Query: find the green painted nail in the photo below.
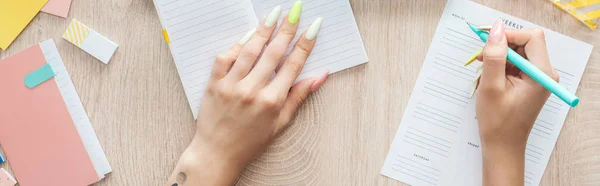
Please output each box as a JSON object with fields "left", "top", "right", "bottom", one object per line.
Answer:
{"left": 288, "top": 1, "right": 302, "bottom": 24}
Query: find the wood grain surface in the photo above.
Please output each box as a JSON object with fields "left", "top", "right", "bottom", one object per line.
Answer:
{"left": 0, "top": 0, "right": 598, "bottom": 185}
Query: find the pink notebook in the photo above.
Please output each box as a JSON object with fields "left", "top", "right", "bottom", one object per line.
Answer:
{"left": 0, "top": 39, "right": 110, "bottom": 185}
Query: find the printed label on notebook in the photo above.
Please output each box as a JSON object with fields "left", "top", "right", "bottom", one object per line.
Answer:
{"left": 63, "top": 19, "right": 118, "bottom": 64}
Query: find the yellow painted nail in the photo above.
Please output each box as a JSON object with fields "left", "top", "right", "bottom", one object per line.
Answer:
{"left": 464, "top": 48, "right": 483, "bottom": 66}
{"left": 288, "top": 1, "right": 302, "bottom": 24}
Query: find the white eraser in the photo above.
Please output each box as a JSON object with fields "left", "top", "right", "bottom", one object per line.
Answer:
{"left": 63, "top": 19, "right": 118, "bottom": 64}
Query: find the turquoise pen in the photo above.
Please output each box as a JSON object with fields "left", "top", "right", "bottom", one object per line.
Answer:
{"left": 467, "top": 23, "right": 579, "bottom": 107}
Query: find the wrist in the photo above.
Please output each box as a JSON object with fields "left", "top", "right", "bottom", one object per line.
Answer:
{"left": 169, "top": 137, "right": 245, "bottom": 186}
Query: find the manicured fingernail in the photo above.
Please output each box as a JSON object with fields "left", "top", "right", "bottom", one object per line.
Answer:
{"left": 489, "top": 20, "right": 504, "bottom": 43}
{"left": 238, "top": 28, "right": 256, "bottom": 45}
{"left": 305, "top": 17, "right": 323, "bottom": 41}
{"left": 310, "top": 71, "right": 328, "bottom": 92}
{"left": 288, "top": 1, "right": 302, "bottom": 25}
{"left": 265, "top": 5, "right": 282, "bottom": 27}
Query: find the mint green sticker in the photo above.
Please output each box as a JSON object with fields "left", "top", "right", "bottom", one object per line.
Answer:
{"left": 24, "top": 63, "right": 55, "bottom": 88}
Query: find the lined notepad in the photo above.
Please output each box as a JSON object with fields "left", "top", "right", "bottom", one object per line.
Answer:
{"left": 380, "top": 0, "right": 593, "bottom": 186}
{"left": 154, "top": 0, "right": 368, "bottom": 118}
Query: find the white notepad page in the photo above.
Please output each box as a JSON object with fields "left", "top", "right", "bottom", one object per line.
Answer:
{"left": 154, "top": 0, "right": 368, "bottom": 118}
{"left": 380, "top": 0, "right": 593, "bottom": 186}
{"left": 40, "top": 39, "right": 112, "bottom": 178}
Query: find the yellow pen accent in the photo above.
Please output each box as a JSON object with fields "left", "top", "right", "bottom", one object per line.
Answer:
{"left": 464, "top": 48, "right": 483, "bottom": 66}
{"left": 163, "top": 29, "right": 170, "bottom": 44}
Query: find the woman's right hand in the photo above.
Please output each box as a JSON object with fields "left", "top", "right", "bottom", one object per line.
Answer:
{"left": 475, "top": 20, "right": 559, "bottom": 185}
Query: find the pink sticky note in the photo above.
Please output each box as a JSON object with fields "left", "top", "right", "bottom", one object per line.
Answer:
{"left": 0, "top": 44, "right": 99, "bottom": 185}
{"left": 41, "top": 0, "right": 72, "bottom": 18}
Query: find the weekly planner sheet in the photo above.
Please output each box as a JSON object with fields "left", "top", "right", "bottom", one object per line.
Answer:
{"left": 153, "top": 0, "right": 368, "bottom": 118}
{"left": 381, "top": 0, "right": 593, "bottom": 186}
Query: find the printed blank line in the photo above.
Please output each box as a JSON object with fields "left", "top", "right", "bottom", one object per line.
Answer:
{"left": 427, "top": 77, "right": 470, "bottom": 94}
{"left": 423, "top": 90, "right": 467, "bottom": 108}
{"left": 393, "top": 164, "right": 439, "bottom": 182}
{"left": 536, "top": 118, "right": 555, "bottom": 127}
{"left": 160, "top": 0, "right": 178, "bottom": 7}
{"left": 530, "top": 130, "right": 549, "bottom": 140}
{"left": 443, "top": 31, "right": 484, "bottom": 48}
{"left": 423, "top": 86, "right": 468, "bottom": 104}
{"left": 397, "top": 155, "right": 442, "bottom": 172}
{"left": 394, "top": 161, "right": 440, "bottom": 177}
{"left": 526, "top": 157, "right": 539, "bottom": 164}
{"left": 526, "top": 153, "right": 541, "bottom": 160}
{"left": 413, "top": 114, "right": 457, "bottom": 133}
{"left": 527, "top": 143, "right": 545, "bottom": 153}
{"left": 391, "top": 167, "right": 437, "bottom": 185}
{"left": 443, "top": 36, "right": 479, "bottom": 51}
{"left": 172, "top": 14, "right": 246, "bottom": 39}
{"left": 402, "top": 140, "right": 448, "bottom": 158}
{"left": 542, "top": 107, "right": 559, "bottom": 115}
{"left": 544, "top": 101, "right": 562, "bottom": 111}
{"left": 407, "top": 131, "right": 451, "bottom": 149}
{"left": 432, "top": 61, "right": 475, "bottom": 80}
{"left": 409, "top": 126, "right": 453, "bottom": 144}
{"left": 445, "top": 27, "right": 483, "bottom": 43}
{"left": 165, "top": 0, "right": 242, "bottom": 21}
{"left": 404, "top": 135, "right": 450, "bottom": 153}
{"left": 534, "top": 122, "right": 553, "bottom": 132}
{"left": 163, "top": 0, "right": 216, "bottom": 14}
{"left": 414, "top": 111, "right": 459, "bottom": 129}
{"left": 442, "top": 41, "right": 473, "bottom": 54}
{"left": 415, "top": 106, "right": 461, "bottom": 125}
{"left": 418, "top": 103, "right": 462, "bottom": 120}
{"left": 425, "top": 82, "right": 469, "bottom": 100}
{"left": 555, "top": 69, "right": 575, "bottom": 78}
{"left": 526, "top": 147, "right": 544, "bottom": 156}
{"left": 532, "top": 127, "right": 551, "bottom": 136}
{"left": 431, "top": 66, "right": 471, "bottom": 83}
{"left": 311, "top": 39, "right": 357, "bottom": 56}
{"left": 181, "top": 42, "right": 232, "bottom": 62}
{"left": 300, "top": 53, "right": 362, "bottom": 75}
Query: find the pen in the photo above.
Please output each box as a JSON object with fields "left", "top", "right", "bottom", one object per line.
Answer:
{"left": 467, "top": 23, "right": 580, "bottom": 107}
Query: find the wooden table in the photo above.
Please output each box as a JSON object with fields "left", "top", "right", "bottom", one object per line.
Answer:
{"left": 1, "top": 0, "right": 598, "bottom": 185}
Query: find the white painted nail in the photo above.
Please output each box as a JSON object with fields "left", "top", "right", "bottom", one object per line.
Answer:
{"left": 239, "top": 28, "right": 256, "bottom": 45}
{"left": 264, "top": 5, "right": 282, "bottom": 27}
{"left": 305, "top": 17, "right": 323, "bottom": 41}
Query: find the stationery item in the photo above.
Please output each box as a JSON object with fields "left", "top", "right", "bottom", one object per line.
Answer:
{"left": 63, "top": 19, "right": 118, "bottom": 64}
{"left": 0, "top": 169, "right": 17, "bottom": 186}
{"left": 41, "top": 0, "right": 73, "bottom": 18}
{"left": 0, "top": 0, "right": 48, "bottom": 50}
{"left": 380, "top": 0, "right": 593, "bottom": 186}
{"left": 153, "top": 0, "right": 368, "bottom": 118}
{"left": 0, "top": 39, "right": 111, "bottom": 186}
{"left": 468, "top": 23, "right": 579, "bottom": 107}
{"left": 550, "top": 0, "right": 600, "bottom": 30}
{"left": 0, "top": 154, "right": 3, "bottom": 164}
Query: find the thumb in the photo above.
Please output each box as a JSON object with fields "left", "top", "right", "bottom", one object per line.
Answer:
{"left": 480, "top": 20, "right": 508, "bottom": 92}
{"left": 275, "top": 73, "right": 328, "bottom": 134}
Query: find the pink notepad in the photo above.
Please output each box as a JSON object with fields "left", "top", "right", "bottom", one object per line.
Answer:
{"left": 0, "top": 41, "right": 107, "bottom": 185}
{"left": 41, "top": 0, "right": 72, "bottom": 18}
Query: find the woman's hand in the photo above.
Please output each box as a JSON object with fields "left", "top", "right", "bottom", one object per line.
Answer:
{"left": 475, "top": 20, "right": 559, "bottom": 186}
{"left": 167, "top": 3, "right": 327, "bottom": 186}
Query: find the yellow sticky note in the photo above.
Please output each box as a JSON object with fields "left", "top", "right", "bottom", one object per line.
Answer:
{"left": 0, "top": 0, "right": 48, "bottom": 50}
